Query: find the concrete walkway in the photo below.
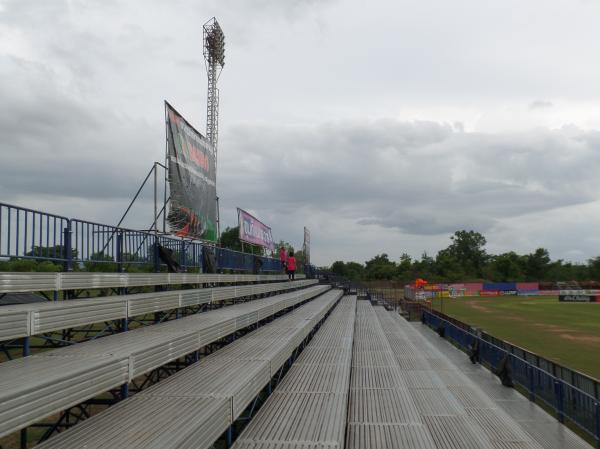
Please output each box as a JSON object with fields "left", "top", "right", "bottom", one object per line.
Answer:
{"left": 409, "top": 318, "right": 591, "bottom": 449}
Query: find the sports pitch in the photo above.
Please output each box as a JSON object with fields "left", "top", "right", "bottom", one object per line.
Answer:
{"left": 430, "top": 295, "right": 600, "bottom": 380}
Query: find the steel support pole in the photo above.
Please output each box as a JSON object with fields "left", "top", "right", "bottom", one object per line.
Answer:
{"left": 120, "top": 383, "right": 129, "bottom": 400}
{"left": 23, "top": 337, "right": 30, "bottom": 357}
{"left": 594, "top": 402, "right": 600, "bottom": 449}
{"left": 153, "top": 163, "right": 158, "bottom": 235}
{"left": 226, "top": 425, "right": 233, "bottom": 447}
{"left": 164, "top": 108, "right": 169, "bottom": 234}
{"left": 20, "top": 337, "right": 30, "bottom": 449}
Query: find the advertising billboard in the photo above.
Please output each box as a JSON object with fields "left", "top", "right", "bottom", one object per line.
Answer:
{"left": 165, "top": 101, "right": 217, "bottom": 241}
{"left": 237, "top": 208, "right": 274, "bottom": 250}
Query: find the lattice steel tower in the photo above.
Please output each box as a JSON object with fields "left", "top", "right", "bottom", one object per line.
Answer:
{"left": 203, "top": 18, "right": 225, "bottom": 165}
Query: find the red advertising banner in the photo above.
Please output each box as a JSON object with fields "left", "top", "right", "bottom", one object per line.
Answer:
{"left": 237, "top": 208, "right": 274, "bottom": 250}
{"left": 517, "top": 282, "right": 539, "bottom": 290}
{"left": 480, "top": 290, "right": 499, "bottom": 296}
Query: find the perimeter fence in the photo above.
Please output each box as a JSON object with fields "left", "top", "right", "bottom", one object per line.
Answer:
{"left": 0, "top": 202, "right": 289, "bottom": 273}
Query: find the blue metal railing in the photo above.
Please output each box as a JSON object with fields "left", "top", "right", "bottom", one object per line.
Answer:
{"left": 216, "top": 247, "right": 284, "bottom": 273}
{"left": 0, "top": 202, "right": 286, "bottom": 273}
{"left": 422, "top": 310, "right": 600, "bottom": 446}
{"left": 0, "top": 203, "right": 70, "bottom": 263}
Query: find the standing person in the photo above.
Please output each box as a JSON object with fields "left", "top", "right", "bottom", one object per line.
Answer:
{"left": 286, "top": 250, "right": 296, "bottom": 281}
{"left": 279, "top": 245, "right": 287, "bottom": 273}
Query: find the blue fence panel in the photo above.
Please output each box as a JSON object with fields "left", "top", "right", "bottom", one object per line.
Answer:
{"left": 0, "top": 203, "right": 70, "bottom": 263}
{"left": 215, "top": 247, "right": 282, "bottom": 273}
{"left": 122, "top": 229, "right": 156, "bottom": 267}
{"left": 156, "top": 234, "right": 203, "bottom": 270}
{"left": 71, "top": 219, "right": 122, "bottom": 267}
{"left": 262, "top": 256, "right": 282, "bottom": 272}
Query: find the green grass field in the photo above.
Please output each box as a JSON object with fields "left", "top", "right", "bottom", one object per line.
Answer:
{"left": 430, "top": 295, "right": 600, "bottom": 380}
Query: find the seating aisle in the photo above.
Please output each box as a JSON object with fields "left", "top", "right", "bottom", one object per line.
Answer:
{"left": 347, "top": 301, "right": 436, "bottom": 449}
{"left": 232, "top": 295, "right": 357, "bottom": 449}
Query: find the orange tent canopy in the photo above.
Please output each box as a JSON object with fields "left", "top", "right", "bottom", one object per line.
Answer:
{"left": 415, "top": 278, "right": 428, "bottom": 288}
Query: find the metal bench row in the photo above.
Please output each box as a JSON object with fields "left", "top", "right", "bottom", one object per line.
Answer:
{"left": 0, "top": 283, "right": 330, "bottom": 439}
{"left": 0, "top": 272, "right": 304, "bottom": 293}
{"left": 355, "top": 305, "right": 547, "bottom": 449}
{"left": 232, "top": 295, "right": 357, "bottom": 449}
{"left": 0, "top": 279, "right": 317, "bottom": 341}
{"left": 35, "top": 289, "right": 344, "bottom": 449}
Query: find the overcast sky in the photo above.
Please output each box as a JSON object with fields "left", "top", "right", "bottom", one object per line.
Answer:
{"left": 2, "top": 0, "right": 600, "bottom": 266}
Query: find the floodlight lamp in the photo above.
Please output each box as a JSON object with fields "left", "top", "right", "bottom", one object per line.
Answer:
{"left": 203, "top": 18, "right": 225, "bottom": 67}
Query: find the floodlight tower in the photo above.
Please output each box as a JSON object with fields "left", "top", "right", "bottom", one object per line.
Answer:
{"left": 203, "top": 17, "right": 225, "bottom": 165}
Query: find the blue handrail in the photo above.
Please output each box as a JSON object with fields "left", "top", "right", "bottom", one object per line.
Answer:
{"left": 0, "top": 202, "right": 285, "bottom": 273}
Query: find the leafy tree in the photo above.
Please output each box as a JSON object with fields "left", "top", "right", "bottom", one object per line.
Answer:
{"left": 411, "top": 252, "right": 436, "bottom": 281}
{"left": 364, "top": 254, "right": 397, "bottom": 280}
{"left": 294, "top": 249, "right": 306, "bottom": 272}
{"left": 84, "top": 251, "right": 116, "bottom": 272}
{"left": 446, "top": 230, "right": 487, "bottom": 277}
{"left": 588, "top": 256, "right": 600, "bottom": 280}
{"left": 523, "top": 248, "right": 551, "bottom": 280}
{"left": 219, "top": 226, "right": 266, "bottom": 255}
{"left": 486, "top": 252, "right": 524, "bottom": 281}
{"left": 220, "top": 226, "right": 243, "bottom": 252}
{"left": 435, "top": 248, "right": 465, "bottom": 281}
{"left": 331, "top": 260, "right": 365, "bottom": 280}
{"left": 396, "top": 253, "right": 413, "bottom": 280}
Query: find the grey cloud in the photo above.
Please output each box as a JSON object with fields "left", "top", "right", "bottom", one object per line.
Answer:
{"left": 529, "top": 100, "right": 554, "bottom": 109}
{"left": 357, "top": 213, "right": 497, "bottom": 236}
{"left": 0, "top": 55, "right": 161, "bottom": 202}
{"left": 219, "top": 121, "right": 600, "bottom": 240}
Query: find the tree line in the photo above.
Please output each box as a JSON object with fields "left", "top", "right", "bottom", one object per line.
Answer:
{"left": 329, "top": 230, "right": 600, "bottom": 283}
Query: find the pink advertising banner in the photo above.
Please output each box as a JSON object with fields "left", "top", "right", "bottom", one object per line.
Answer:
{"left": 237, "top": 208, "right": 275, "bottom": 250}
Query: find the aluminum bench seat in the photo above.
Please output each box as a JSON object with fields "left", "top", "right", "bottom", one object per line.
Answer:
{"left": 36, "top": 395, "right": 231, "bottom": 449}
{"left": 0, "top": 284, "right": 330, "bottom": 438}
{"left": 36, "top": 289, "right": 342, "bottom": 449}
{"left": 140, "top": 358, "right": 271, "bottom": 418}
{"left": 0, "top": 308, "right": 29, "bottom": 340}
{"left": 346, "top": 423, "right": 437, "bottom": 449}
{"left": 236, "top": 391, "right": 348, "bottom": 446}
{"left": 0, "top": 279, "right": 318, "bottom": 340}
{"left": 275, "top": 363, "right": 351, "bottom": 394}
{"left": 0, "top": 271, "right": 305, "bottom": 293}
{"left": 0, "top": 354, "right": 128, "bottom": 437}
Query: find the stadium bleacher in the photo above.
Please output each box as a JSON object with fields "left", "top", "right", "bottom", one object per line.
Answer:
{"left": 0, "top": 281, "right": 328, "bottom": 439}
{"left": 0, "top": 278, "right": 313, "bottom": 340}
{"left": 34, "top": 289, "right": 343, "bottom": 448}
{"left": 1, "top": 278, "right": 592, "bottom": 449}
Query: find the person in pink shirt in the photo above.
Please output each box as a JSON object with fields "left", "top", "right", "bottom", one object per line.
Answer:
{"left": 279, "top": 245, "right": 287, "bottom": 273}
{"left": 286, "top": 250, "right": 296, "bottom": 280}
